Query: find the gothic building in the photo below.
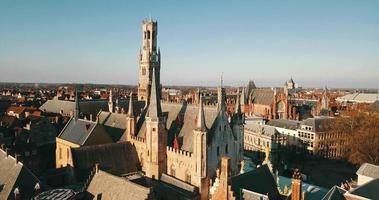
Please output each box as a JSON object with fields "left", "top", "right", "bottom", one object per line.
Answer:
{"left": 122, "top": 20, "right": 244, "bottom": 199}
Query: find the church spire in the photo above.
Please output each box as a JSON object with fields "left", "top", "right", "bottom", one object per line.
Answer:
{"left": 108, "top": 89, "right": 114, "bottom": 113}
{"left": 128, "top": 92, "right": 134, "bottom": 117}
{"left": 74, "top": 88, "right": 80, "bottom": 121}
{"left": 147, "top": 68, "right": 162, "bottom": 119}
{"left": 196, "top": 95, "right": 207, "bottom": 131}
{"left": 235, "top": 88, "right": 241, "bottom": 114}
{"left": 217, "top": 73, "right": 226, "bottom": 112}
{"left": 241, "top": 87, "right": 246, "bottom": 106}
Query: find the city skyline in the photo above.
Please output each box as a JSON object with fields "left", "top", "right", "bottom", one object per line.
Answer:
{"left": 1, "top": 0, "right": 378, "bottom": 88}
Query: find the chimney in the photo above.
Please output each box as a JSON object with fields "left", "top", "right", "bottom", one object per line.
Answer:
{"left": 86, "top": 124, "right": 90, "bottom": 131}
{"left": 34, "top": 182, "right": 41, "bottom": 195}
{"left": 1, "top": 144, "right": 4, "bottom": 150}
{"left": 95, "top": 163, "right": 99, "bottom": 173}
{"left": 5, "top": 148, "right": 9, "bottom": 156}
{"left": 89, "top": 114, "right": 93, "bottom": 121}
{"left": 14, "top": 187, "right": 20, "bottom": 200}
{"left": 15, "top": 154, "right": 21, "bottom": 164}
{"left": 291, "top": 169, "right": 302, "bottom": 200}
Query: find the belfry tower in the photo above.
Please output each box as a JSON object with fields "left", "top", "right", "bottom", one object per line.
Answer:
{"left": 138, "top": 20, "right": 161, "bottom": 101}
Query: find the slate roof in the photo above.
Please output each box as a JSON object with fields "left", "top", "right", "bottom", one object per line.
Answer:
{"left": 245, "top": 123, "right": 278, "bottom": 137}
{"left": 249, "top": 89, "right": 275, "bottom": 105}
{"left": 267, "top": 119, "right": 301, "bottom": 130}
{"left": 58, "top": 118, "right": 98, "bottom": 145}
{"left": 337, "top": 93, "right": 379, "bottom": 104}
{"left": 97, "top": 111, "right": 128, "bottom": 141}
{"left": 137, "top": 102, "right": 218, "bottom": 152}
{"left": 71, "top": 142, "right": 139, "bottom": 180}
{"left": 33, "top": 189, "right": 76, "bottom": 200}
{"left": 347, "top": 178, "right": 379, "bottom": 199}
{"left": 302, "top": 117, "right": 333, "bottom": 132}
{"left": 39, "top": 99, "right": 145, "bottom": 117}
{"left": 98, "top": 111, "right": 127, "bottom": 130}
{"left": 0, "top": 149, "right": 40, "bottom": 200}
{"left": 321, "top": 186, "right": 346, "bottom": 200}
{"left": 230, "top": 165, "right": 281, "bottom": 200}
{"left": 242, "top": 189, "right": 269, "bottom": 200}
{"left": 278, "top": 176, "right": 329, "bottom": 200}
{"left": 356, "top": 163, "right": 379, "bottom": 179}
{"left": 86, "top": 170, "right": 153, "bottom": 200}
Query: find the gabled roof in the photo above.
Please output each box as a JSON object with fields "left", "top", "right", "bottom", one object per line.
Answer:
{"left": 58, "top": 118, "right": 98, "bottom": 145}
{"left": 86, "top": 170, "right": 152, "bottom": 200}
{"left": 356, "top": 163, "right": 379, "bottom": 179}
{"left": 230, "top": 165, "right": 281, "bottom": 200}
{"left": 71, "top": 142, "right": 139, "bottom": 180}
{"left": 137, "top": 102, "right": 218, "bottom": 152}
{"left": 0, "top": 149, "right": 40, "bottom": 200}
{"left": 321, "top": 186, "right": 346, "bottom": 200}
{"left": 39, "top": 99, "right": 145, "bottom": 117}
{"left": 249, "top": 89, "right": 275, "bottom": 106}
{"left": 302, "top": 117, "right": 333, "bottom": 132}
{"left": 347, "top": 178, "right": 379, "bottom": 199}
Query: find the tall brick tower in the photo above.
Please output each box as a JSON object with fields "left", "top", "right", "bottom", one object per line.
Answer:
{"left": 138, "top": 19, "right": 161, "bottom": 102}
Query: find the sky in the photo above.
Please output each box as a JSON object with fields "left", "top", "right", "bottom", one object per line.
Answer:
{"left": 0, "top": 0, "right": 378, "bottom": 88}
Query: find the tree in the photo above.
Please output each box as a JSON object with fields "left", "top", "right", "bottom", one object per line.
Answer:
{"left": 331, "top": 109, "right": 379, "bottom": 165}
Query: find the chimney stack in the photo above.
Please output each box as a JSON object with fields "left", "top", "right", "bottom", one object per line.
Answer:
{"left": 95, "top": 163, "right": 99, "bottom": 173}
{"left": 5, "top": 148, "right": 10, "bottom": 156}
{"left": 34, "top": 182, "right": 41, "bottom": 195}
{"left": 291, "top": 169, "right": 302, "bottom": 200}
{"left": 15, "top": 154, "right": 21, "bottom": 164}
{"left": 14, "top": 187, "right": 20, "bottom": 200}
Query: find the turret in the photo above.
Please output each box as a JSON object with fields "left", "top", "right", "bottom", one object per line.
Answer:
{"left": 193, "top": 95, "right": 209, "bottom": 199}
{"left": 126, "top": 92, "right": 136, "bottom": 139}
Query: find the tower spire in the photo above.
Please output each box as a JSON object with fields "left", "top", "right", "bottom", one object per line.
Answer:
{"left": 197, "top": 95, "right": 207, "bottom": 131}
{"left": 128, "top": 92, "right": 134, "bottom": 117}
{"left": 147, "top": 68, "right": 162, "bottom": 118}
{"left": 235, "top": 88, "right": 241, "bottom": 114}
{"left": 74, "top": 88, "right": 80, "bottom": 120}
{"left": 108, "top": 89, "right": 114, "bottom": 113}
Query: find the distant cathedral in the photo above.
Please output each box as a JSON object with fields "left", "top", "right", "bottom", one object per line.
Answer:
{"left": 138, "top": 20, "right": 161, "bottom": 101}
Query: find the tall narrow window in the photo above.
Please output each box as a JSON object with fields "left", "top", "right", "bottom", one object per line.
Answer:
{"left": 217, "top": 146, "right": 220, "bottom": 156}
{"left": 147, "top": 31, "right": 151, "bottom": 39}
{"left": 225, "top": 144, "right": 228, "bottom": 154}
{"left": 59, "top": 147, "right": 62, "bottom": 159}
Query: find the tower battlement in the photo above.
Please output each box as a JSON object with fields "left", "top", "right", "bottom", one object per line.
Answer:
{"left": 166, "top": 146, "right": 192, "bottom": 158}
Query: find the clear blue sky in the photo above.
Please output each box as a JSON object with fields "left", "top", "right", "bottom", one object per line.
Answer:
{"left": 0, "top": 0, "right": 378, "bottom": 88}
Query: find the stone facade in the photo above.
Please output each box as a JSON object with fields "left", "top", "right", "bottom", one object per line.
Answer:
{"left": 122, "top": 20, "right": 244, "bottom": 199}
{"left": 138, "top": 20, "right": 161, "bottom": 101}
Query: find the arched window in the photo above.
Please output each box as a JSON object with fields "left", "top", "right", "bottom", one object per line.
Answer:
{"left": 147, "top": 31, "right": 151, "bottom": 39}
